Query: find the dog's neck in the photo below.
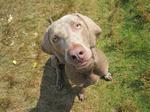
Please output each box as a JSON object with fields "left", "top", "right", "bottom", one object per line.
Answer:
{"left": 90, "top": 45, "right": 96, "bottom": 65}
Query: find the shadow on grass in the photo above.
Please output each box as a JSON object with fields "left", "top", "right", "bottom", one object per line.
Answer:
{"left": 30, "top": 58, "right": 76, "bottom": 112}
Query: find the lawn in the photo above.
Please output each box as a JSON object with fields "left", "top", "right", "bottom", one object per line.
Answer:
{"left": 0, "top": 0, "right": 150, "bottom": 112}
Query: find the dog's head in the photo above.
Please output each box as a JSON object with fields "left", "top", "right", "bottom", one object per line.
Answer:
{"left": 41, "top": 13, "right": 101, "bottom": 68}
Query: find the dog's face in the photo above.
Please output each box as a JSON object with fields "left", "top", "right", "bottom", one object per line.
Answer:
{"left": 41, "top": 13, "right": 101, "bottom": 68}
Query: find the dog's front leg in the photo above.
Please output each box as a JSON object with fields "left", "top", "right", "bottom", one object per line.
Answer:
{"left": 94, "top": 64, "right": 112, "bottom": 81}
{"left": 93, "top": 49, "right": 112, "bottom": 81}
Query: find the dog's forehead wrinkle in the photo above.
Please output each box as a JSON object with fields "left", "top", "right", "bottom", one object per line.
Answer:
{"left": 51, "top": 22, "right": 69, "bottom": 38}
{"left": 59, "top": 14, "right": 82, "bottom": 26}
{"left": 48, "top": 14, "right": 89, "bottom": 47}
{"left": 50, "top": 14, "right": 82, "bottom": 36}
{"left": 60, "top": 14, "right": 76, "bottom": 21}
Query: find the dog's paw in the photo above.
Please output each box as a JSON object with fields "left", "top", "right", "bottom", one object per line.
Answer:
{"left": 77, "top": 93, "right": 86, "bottom": 101}
{"left": 104, "top": 73, "right": 112, "bottom": 81}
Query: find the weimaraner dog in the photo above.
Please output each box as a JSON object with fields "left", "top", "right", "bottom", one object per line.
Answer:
{"left": 41, "top": 13, "right": 112, "bottom": 101}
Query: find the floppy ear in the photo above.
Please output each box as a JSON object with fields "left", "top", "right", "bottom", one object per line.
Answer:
{"left": 41, "top": 28, "right": 65, "bottom": 63}
{"left": 75, "top": 13, "right": 102, "bottom": 36}
{"left": 41, "top": 29, "right": 53, "bottom": 54}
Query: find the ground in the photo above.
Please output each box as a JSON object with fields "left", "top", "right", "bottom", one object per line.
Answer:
{"left": 0, "top": 0, "right": 150, "bottom": 112}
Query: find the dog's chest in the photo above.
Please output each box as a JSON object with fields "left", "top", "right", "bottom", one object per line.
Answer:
{"left": 65, "top": 64, "right": 99, "bottom": 88}
{"left": 67, "top": 72, "right": 90, "bottom": 87}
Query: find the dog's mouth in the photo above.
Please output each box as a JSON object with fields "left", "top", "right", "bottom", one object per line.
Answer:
{"left": 72, "top": 55, "right": 93, "bottom": 69}
{"left": 76, "top": 60, "right": 88, "bottom": 67}
{"left": 74, "top": 59, "right": 94, "bottom": 71}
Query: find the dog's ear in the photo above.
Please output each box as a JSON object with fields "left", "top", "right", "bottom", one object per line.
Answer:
{"left": 41, "top": 28, "right": 65, "bottom": 63}
{"left": 41, "top": 29, "right": 53, "bottom": 54}
{"left": 75, "top": 13, "right": 102, "bottom": 36}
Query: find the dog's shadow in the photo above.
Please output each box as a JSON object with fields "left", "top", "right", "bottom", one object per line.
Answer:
{"left": 30, "top": 58, "right": 76, "bottom": 112}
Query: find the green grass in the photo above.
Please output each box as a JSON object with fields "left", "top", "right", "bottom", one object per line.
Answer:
{"left": 0, "top": 0, "right": 150, "bottom": 112}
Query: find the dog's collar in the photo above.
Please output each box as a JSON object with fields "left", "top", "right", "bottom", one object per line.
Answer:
{"left": 90, "top": 45, "right": 96, "bottom": 49}
{"left": 90, "top": 45, "right": 96, "bottom": 68}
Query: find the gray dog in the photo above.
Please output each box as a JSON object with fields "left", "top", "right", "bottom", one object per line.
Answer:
{"left": 41, "top": 13, "right": 112, "bottom": 101}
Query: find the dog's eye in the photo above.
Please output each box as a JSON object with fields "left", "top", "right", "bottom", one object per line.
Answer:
{"left": 76, "top": 23, "right": 81, "bottom": 29}
{"left": 52, "top": 36, "right": 59, "bottom": 43}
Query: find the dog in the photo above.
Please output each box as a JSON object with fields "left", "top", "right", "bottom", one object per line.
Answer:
{"left": 41, "top": 13, "right": 112, "bottom": 101}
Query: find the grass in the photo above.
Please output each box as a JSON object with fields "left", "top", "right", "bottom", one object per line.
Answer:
{"left": 0, "top": 0, "right": 150, "bottom": 112}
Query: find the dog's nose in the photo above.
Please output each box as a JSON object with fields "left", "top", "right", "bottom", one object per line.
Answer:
{"left": 68, "top": 45, "right": 86, "bottom": 61}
